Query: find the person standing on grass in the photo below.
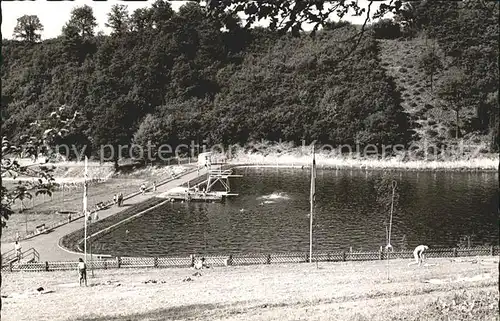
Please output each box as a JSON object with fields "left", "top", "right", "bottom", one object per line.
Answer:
{"left": 113, "top": 194, "right": 117, "bottom": 205}
{"left": 78, "top": 258, "right": 87, "bottom": 286}
{"left": 153, "top": 181, "right": 157, "bottom": 192}
{"left": 408, "top": 245, "right": 429, "bottom": 266}
{"left": 140, "top": 184, "right": 146, "bottom": 195}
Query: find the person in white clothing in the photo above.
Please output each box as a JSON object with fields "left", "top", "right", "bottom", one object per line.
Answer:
{"left": 14, "top": 241, "right": 22, "bottom": 261}
{"left": 408, "top": 245, "right": 429, "bottom": 266}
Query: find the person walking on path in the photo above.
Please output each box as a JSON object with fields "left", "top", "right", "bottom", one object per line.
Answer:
{"left": 113, "top": 194, "right": 117, "bottom": 206}
{"left": 408, "top": 245, "right": 429, "bottom": 266}
{"left": 140, "top": 184, "right": 146, "bottom": 195}
{"left": 78, "top": 258, "right": 87, "bottom": 286}
{"left": 152, "top": 181, "right": 157, "bottom": 192}
{"left": 117, "top": 193, "right": 123, "bottom": 207}
{"left": 14, "top": 241, "right": 22, "bottom": 261}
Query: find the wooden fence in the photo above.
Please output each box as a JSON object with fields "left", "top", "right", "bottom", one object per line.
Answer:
{"left": 3, "top": 246, "right": 498, "bottom": 272}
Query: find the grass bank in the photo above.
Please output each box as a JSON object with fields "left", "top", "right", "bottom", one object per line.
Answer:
{"left": 2, "top": 257, "right": 498, "bottom": 321}
{"left": 59, "top": 197, "right": 166, "bottom": 254}
{"left": 1, "top": 164, "right": 187, "bottom": 242}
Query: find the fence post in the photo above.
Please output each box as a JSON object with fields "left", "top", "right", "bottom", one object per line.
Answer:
{"left": 228, "top": 255, "right": 233, "bottom": 266}
{"left": 490, "top": 245, "right": 494, "bottom": 256}
{"left": 154, "top": 257, "right": 158, "bottom": 268}
{"left": 190, "top": 254, "right": 195, "bottom": 267}
{"left": 45, "top": 261, "right": 49, "bottom": 272}
{"left": 327, "top": 252, "right": 331, "bottom": 262}
{"left": 267, "top": 254, "right": 271, "bottom": 264}
{"left": 9, "top": 262, "right": 13, "bottom": 272}
{"left": 104, "top": 260, "right": 107, "bottom": 270}
{"left": 305, "top": 252, "right": 309, "bottom": 263}
{"left": 379, "top": 248, "right": 383, "bottom": 260}
{"left": 342, "top": 251, "right": 346, "bottom": 262}
{"left": 453, "top": 248, "right": 457, "bottom": 257}
{"left": 117, "top": 257, "right": 121, "bottom": 268}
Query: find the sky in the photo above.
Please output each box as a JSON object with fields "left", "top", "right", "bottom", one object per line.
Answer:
{"left": 1, "top": 0, "right": 390, "bottom": 40}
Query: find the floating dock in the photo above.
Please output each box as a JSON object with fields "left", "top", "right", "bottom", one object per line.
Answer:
{"left": 161, "top": 191, "right": 224, "bottom": 203}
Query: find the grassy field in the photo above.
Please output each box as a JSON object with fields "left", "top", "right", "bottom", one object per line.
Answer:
{"left": 1, "top": 164, "right": 188, "bottom": 242}
{"left": 1, "top": 257, "right": 498, "bottom": 321}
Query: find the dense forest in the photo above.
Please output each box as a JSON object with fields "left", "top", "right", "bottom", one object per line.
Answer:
{"left": 1, "top": 0, "right": 498, "bottom": 164}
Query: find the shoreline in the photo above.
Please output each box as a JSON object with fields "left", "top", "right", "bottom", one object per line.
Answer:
{"left": 227, "top": 153, "right": 499, "bottom": 171}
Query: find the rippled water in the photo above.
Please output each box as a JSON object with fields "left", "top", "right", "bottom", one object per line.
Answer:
{"left": 93, "top": 168, "right": 499, "bottom": 256}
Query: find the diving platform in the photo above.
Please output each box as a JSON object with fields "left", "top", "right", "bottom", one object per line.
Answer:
{"left": 159, "top": 154, "right": 242, "bottom": 203}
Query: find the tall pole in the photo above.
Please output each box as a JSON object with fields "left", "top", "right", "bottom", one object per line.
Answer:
{"left": 83, "top": 156, "right": 88, "bottom": 263}
{"left": 386, "top": 180, "right": 397, "bottom": 280}
{"left": 309, "top": 146, "right": 316, "bottom": 263}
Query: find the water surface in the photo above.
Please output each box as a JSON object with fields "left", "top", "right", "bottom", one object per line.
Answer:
{"left": 93, "top": 168, "right": 499, "bottom": 256}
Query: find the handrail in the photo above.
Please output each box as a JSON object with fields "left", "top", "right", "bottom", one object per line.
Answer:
{"left": 1, "top": 248, "right": 15, "bottom": 259}
{"left": 1, "top": 247, "right": 40, "bottom": 267}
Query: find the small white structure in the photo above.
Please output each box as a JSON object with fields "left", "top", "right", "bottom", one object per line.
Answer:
{"left": 198, "top": 152, "right": 212, "bottom": 168}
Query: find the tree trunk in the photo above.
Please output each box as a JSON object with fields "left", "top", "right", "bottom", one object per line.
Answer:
{"left": 430, "top": 73, "right": 433, "bottom": 93}
{"left": 455, "top": 109, "right": 460, "bottom": 139}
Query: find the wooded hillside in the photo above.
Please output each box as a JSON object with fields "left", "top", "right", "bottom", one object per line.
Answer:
{"left": 1, "top": 1, "right": 498, "bottom": 162}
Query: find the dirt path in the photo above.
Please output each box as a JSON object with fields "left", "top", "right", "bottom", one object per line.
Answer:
{"left": 1, "top": 167, "right": 207, "bottom": 262}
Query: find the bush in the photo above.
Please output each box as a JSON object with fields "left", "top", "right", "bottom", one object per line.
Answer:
{"left": 426, "top": 129, "right": 439, "bottom": 137}
{"left": 399, "top": 67, "right": 408, "bottom": 73}
{"left": 428, "top": 120, "right": 437, "bottom": 126}
{"left": 423, "top": 103, "right": 433, "bottom": 110}
{"left": 372, "top": 19, "right": 401, "bottom": 39}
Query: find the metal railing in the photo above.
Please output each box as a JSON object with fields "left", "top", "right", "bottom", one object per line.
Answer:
{"left": 3, "top": 246, "right": 498, "bottom": 272}
{"left": 2, "top": 247, "right": 40, "bottom": 268}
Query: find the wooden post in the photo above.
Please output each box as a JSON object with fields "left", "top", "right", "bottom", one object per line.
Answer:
{"left": 45, "top": 261, "right": 49, "bottom": 272}
{"left": 342, "top": 251, "right": 346, "bottom": 262}
{"left": 453, "top": 248, "right": 457, "bottom": 257}
{"left": 104, "top": 260, "right": 107, "bottom": 270}
{"left": 154, "top": 257, "right": 158, "bottom": 268}
{"left": 267, "top": 254, "right": 271, "bottom": 264}
{"left": 117, "top": 257, "right": 121, "bottom": 268}
{"left": 228, "top": 255, "right": 233, "bottom": 266}
{"left": 490, "top": 245, "right": 494, "bottom": 256}
{"left": 379, "top": 248, "right": 383, "bottom": 260}
{"left": 190, "top": 254, "right": 195, "bottom": 267}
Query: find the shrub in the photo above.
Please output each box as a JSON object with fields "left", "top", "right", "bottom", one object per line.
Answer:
{"left": 410, "top": 102, "right": 418, "bottom": 107}
{"left": 428, "top": 120, "right": 437, "bottom": 126}
{"left": 399, "top": 67, "right": 408, "bottom": 73}
{"left": 426, "top": 129, "right": 439, "bottom": 137}
{"left": 372, "top": 19, "right": 401, "bottom": 39}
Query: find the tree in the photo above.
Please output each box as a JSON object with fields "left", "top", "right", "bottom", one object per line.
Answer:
{"left": 437, "top": 68, "right": 474, "bottom": 139}
{"left": 371, "top": 18, "right": 401, "bottom": 39}
{"left": 106, "top": 4, "right": 130, "bottom": 36}
{"left": 1, "top": 106, "right": 78, "bottom": 313}
{"left": 12, "top": 15, "right": 44, "bottom": 43}
{"left": 130, "top": 8, "right": 154, "bottom": 32}
{"left": 374, "top": 174, "right": 400, "bottom": 249}
{"left": 132, "top": 114, "right": 165, "bottom": 163}
{"left": 151, "top": 0, "right": 175, "bottom": 30}
{"left": 63, "top": 5, "right": 97, "bottom": 39}
{"left": 418, "top": 48, "right": 443, "bottom": 92}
